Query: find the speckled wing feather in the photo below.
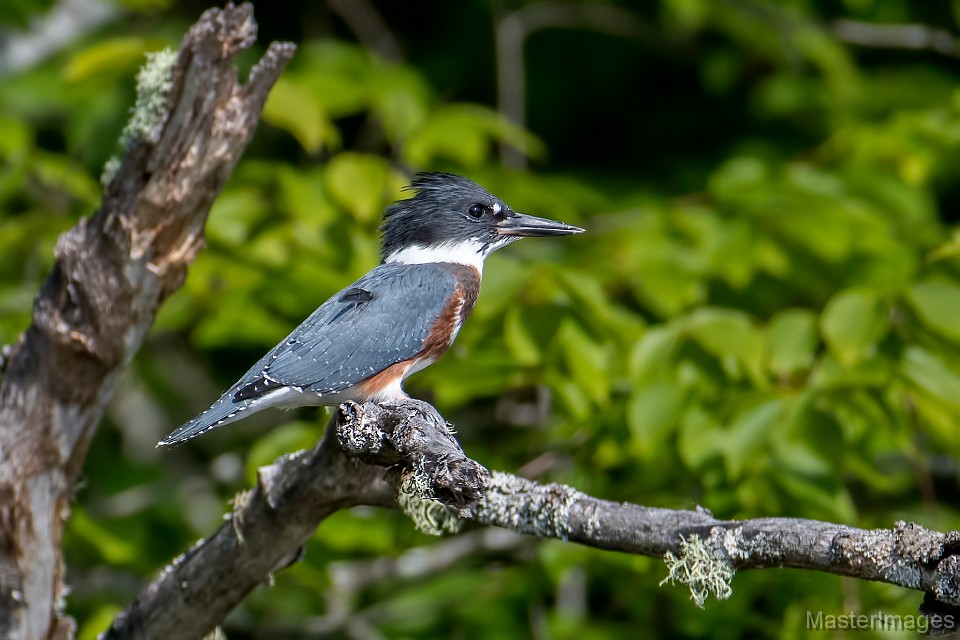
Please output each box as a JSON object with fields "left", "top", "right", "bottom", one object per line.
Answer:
{"left": 159, "top": 263, "right": 457, "bottom": 445}
{"left": 259, "top": 264, "right": 456, "bottom": 393}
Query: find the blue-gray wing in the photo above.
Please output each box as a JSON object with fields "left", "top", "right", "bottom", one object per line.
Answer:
{"left": 158, "top": 263, "right": 457, "bottom": 446}
{"left": 243, "top": 262, "right": 457, "bottom": 396}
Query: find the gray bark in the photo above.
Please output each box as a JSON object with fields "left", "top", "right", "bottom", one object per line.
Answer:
{"left": 0, "top": 5, "right": 293, "bottom": 638}
{"left": 105, "top": 400, "right": 960, "bottom": 639}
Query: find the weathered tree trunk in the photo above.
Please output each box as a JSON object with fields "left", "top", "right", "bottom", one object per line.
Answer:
{"left": 0, "top": 6, "right": 293, "bottom": 638}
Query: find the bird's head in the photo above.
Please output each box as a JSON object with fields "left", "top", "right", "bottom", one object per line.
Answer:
{"left": 381, "top": 173, "right": 583, "bottom": 271}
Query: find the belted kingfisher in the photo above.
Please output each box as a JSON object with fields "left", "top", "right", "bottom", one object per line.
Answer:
{"left": 159, "top": 173, "right": 583, "bottom": 446}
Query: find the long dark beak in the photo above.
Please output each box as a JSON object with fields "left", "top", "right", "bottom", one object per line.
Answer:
{"left": 496, "top": 212, "right": 584, "bottom": 237}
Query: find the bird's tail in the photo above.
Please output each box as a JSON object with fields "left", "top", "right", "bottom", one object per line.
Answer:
{"left": 158, "top": 394, "right": 256, "bottom": 447}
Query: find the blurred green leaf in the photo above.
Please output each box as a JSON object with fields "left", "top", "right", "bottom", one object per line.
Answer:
{"left": 293, "top": 41, "right": 372, "bottom": 117}
{"left": 774, "top": 470, "right": 855, "bottom": 522}
{"left": 324, "top": 153, "right": 391, "bottom": 223}
{"left": 765, "top": 308, "right": 818, "bottom": 377}
{"left": 32, "top": 151, "right": 101, "bottom": 206}
{"left": 262, "top": 77, "right": 337, "bottom": 153}
{"left": 66, "top": 37, "right": 163, "bottom": 83}
{"left": 810, "top": 353, "right": 894, "bottom": 390}
{"left": 206, "top": 187, "right": 269, "bottom": 248}
{"left": 627, "top": 382, "right": 685, "bottom": 456}
{"left": 820, "top": 289, "right": 887, "bottom": 365}
{"left": 724, "top": 398, "right": 783, "bottom": 479}
{"left": 709, "top": 156, "right": 768, "bottom": 202}
{"left": 629, "top": 326, "right": 679, "bottom": 385}
{"left": 504, "top": 305, "right": 541, "bottom": 366}
{"left": 192, "top": 292, "right": 290, "bottom": 349}
{"left": 69, "top": 509, "right": 139, "bottom": 565}
{"left": 368, "top": 65, "right": 431, "bottom": 140}
{"left": 0, "top": 113, "right": 31, "bottom": 158}
{"left": 677, "top": 404, "right": 726, "bottom": 471}
{"left": 906, "top": 278, "right": 960, "bottom": 343}
{"left": 117, "top": 0, "right": 173, "bottom": 10}
{"left": 928, "top": 230, "right": 960, "bottom": 262}
{"left": 684, "top": 307, "right": 765, "bottom": 382}
{"left": 404, "top": 104, "right": 545, "bottom": 167}
{"left": 556, "top": 319, "right": 611, "bottom": 406}
{"left": 311, "top": 509, "right": 397, "bottom": 554}
{"left": 276, "top": 165, "right": 335, "bottom": 228}
{"left": 901, "top": 346, "right": 960, "bottom": 410}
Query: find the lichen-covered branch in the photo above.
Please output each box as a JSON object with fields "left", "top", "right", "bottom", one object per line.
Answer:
{"left": 468, "top": 469, "right": 960, "bottom": 612}
{"left": 102, "top": 420, "right": 388, "bottom": 640}
{"left": 0, "top": 5, "right": 293, "bottom": 638}
{"left": 108, "top": 399, "right": 960, "bottom": 638}
{"left": 103, "top": 400, "right": 483, "bottom": 640}
{"left": 468, "top": 469, "right": 960, "bottom": 611}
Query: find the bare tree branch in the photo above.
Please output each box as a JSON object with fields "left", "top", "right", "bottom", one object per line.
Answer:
{"left": 106, "top": 399, "right": 960, "bottom": 638}
{"left": 0, "top": 5, "right": 293, "bottom": 638}
{"left": 327, "top": 0, "right": 403, "bottom": 62}
{"left": 727, "top": 0, "right": 960, "bottom": 60}
{"left": 0, "top": 0, "right": 120, "bottom": 76}
{"left": 494, "top": 3, "right": 655, "bottom": 169}
{"left": 832, "top": 19, "right": 959, "bottom": 58}
{"left": 103, "top": 400, "right": 486, "bottom": 640}
{"left": 258, "top": 528, "right": 532, "bottom": 638}
{"left": 299, "top": 528, "right": 531, "bottom": 637}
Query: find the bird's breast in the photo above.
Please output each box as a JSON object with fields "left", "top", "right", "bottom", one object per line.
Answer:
{"left": 418, "top": 264, "right": 481, "bottom": 360}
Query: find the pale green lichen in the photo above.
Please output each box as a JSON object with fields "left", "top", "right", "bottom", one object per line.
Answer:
{"left": 100, "top": 156, "right": 121, "bottom": 188}
{"left": 101, "top": 48, "right": 178, "bottom": 186}
{"left": 397, "top": 464, "right": 462, "bottom": 537}
{"left": 124, "top": 48, "right": 178, "bottom": 145}
{"left": 660, "top": 534, "right": 735, "bottom": 607}
{"left": 202, "top": 627, "right": 227, "bottom": 640}
{"left": 471, "top": 471, "right": 581, "bottom": 540}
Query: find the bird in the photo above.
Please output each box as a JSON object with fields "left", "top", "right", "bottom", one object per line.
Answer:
{"left": 158, "top": 172, "right": 583, "bottom": 446}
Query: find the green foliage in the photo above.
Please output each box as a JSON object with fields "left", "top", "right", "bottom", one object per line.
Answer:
{"left": 2, "top": 0, "right": 960, "bottom": 637}
{"left": 0, "top": 0, "right": 55, "bottom": 28}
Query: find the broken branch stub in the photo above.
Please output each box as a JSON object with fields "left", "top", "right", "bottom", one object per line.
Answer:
{"left": 336, "top": 400, "right": 489, "bottom": 512}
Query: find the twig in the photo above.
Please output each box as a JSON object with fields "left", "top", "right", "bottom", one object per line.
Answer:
{"left": 327, "top": 0, "right": 403, "bottom": 62}
{"left": 306, "top": 528, "right": 530, "bottom": 636}
{"left": 832, "top": 19, "right": 959, "bottom": 58}
{"left": 726, "top": 0, "right": 960, "bottom": 60}
{"left": 494, "top": 3, "right": 654, "bottom": 168}
{"left": 0, "top": 0, "right": 119, "bottom": 75}
{"left": 328, "top": 527, "right": 529, "bottom": 594}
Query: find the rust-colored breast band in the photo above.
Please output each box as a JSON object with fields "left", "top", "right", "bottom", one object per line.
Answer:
{"left": 355, "top": 359, "right": 413, "bottom": 399}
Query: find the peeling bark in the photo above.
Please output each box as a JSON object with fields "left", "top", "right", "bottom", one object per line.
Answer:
{"left": 0, "top": 6, "right": 293, "bottom": 638}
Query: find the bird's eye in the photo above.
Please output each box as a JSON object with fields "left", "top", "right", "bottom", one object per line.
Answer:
{"left": 467, "top": 204, "right": 487, "bottom": 219}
